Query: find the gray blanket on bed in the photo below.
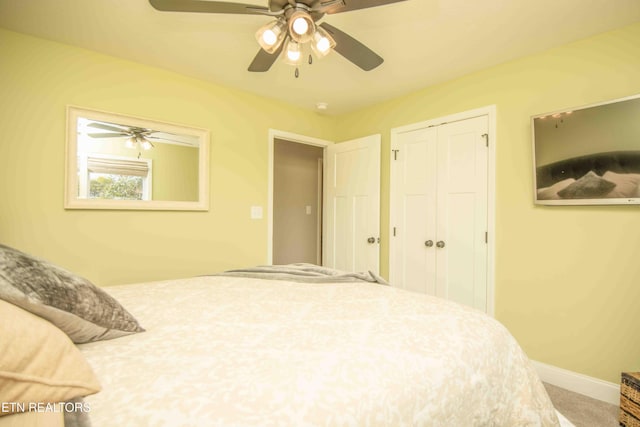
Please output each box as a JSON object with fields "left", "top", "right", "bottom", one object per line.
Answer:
{"left": 64, "top": 398, "right": 92, "bottom": 427}
{"left": 214, "top": 264, "right": 389, "bottom": 285}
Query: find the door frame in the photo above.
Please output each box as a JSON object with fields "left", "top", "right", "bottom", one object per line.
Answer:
{"left": 267, "top": 129, "right": 331, "bottom": 265}
{"left": 389, "top": 105, "right": 497, "bottom": 316}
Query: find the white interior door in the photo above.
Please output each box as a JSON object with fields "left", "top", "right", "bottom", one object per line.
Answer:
{"left": 324, "top": 135, "right": 381, "bottom": 274}
{"left": 390, "top": 116, "right": 489, "bottom": 311}
{"left": 390, "top": 128, "right": 438, "bottom": 295}
{"left": 436, "top": 116, "right": 488, "bottom": 311}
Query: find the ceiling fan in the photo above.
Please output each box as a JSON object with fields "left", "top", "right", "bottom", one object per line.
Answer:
{"left": 86, "top": 121, "right": 198, "bottom": 152}
{"left": 148, "top": 0, "right": 408, "bottom": 74}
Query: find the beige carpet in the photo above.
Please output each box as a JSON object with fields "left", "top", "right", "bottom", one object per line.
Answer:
{"left": 544, "top": 383, "right": 620, "bottom": 427}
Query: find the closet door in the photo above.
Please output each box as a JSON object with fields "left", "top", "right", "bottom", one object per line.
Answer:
{"left": 390, "top": 116, "right": 489, "bottom": 311}
{"left": 390, "top": 128, "right": 438, "bottom": 295}
{"left": 435, "top": 116, "right": 488, "bottom": 311}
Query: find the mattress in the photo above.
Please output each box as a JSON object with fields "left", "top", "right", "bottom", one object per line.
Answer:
{"left": 78, "top": 275, "right": 561, "bottom": 426}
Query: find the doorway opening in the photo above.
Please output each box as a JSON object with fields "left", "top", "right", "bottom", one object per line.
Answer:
{"left": 273, "top": 139, "right": 324, "bottom": 264}
{"left": 267, "top": 130, "right": 330, "bottom": 266}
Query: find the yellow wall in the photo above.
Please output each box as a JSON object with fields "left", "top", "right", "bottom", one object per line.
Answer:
{"left": 1, "top": 22, "right": 639, "bottom": 384}
{"left": 149, "top": 143, "right": 199, "bottom": 202}
{"left": 333, "top": 22, "right": 640, "bottom": 384}
{"left": 0, "top": 28, "right": 336, "bottom": 286}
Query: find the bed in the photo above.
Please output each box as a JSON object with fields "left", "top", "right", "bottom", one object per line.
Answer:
{"left": 0, "top": 244, "right": 569, "bottom": 426}
{"left": 535, "top": 150, "right": 640, "bottom": 200}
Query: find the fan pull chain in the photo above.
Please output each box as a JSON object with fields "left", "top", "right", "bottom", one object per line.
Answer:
{"left": 308, "top": 55, "right": 313, "bottom": 65}
{"left": 295, "top": 67, "right": 299, "bottom": 78}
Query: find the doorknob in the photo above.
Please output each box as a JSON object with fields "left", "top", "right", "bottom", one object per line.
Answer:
{"left": 367, "top": 237, "right": 376, "bottom": 244}
{"left": 424, "top": 240, "right": 433, "bottom": 247}
{"left": 436, "top": 241, "right": 445, "bottom": 248}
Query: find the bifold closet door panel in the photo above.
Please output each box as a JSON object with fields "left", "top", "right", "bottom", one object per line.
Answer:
{"left": 435, "top": 116, "right": 488, "bottom": 311}
{"left": 391, "top": 128, "right": 438, "bottom": 294}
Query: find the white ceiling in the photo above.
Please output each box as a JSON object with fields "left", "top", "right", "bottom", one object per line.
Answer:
{"left": 1, "top": 0, "right": 639, "bottom": 115}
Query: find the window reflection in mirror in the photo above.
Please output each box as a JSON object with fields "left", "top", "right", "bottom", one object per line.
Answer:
{"left": 66, "top": 107, "right": 209, "bottom": 211}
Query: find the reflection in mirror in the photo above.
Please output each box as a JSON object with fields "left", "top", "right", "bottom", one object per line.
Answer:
{"left": 66, "top": 106, "right": 209, "bottom": 210}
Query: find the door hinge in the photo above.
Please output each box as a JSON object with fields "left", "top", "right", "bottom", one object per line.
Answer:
{"left": 485, "top": 231, "right": 488, "bottom": 243}
{"left": 392, "top": 149, "right": 399, "bottom": 160}
{"left": 393, "top": 227, "right": 396, "bottom": 237}
{"left": 482, "top": 133, "right": 489, "bottom": 147}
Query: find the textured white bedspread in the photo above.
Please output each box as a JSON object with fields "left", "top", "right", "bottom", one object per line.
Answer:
{"left": 79, "top": 276, "right": 559, "bottom": 426}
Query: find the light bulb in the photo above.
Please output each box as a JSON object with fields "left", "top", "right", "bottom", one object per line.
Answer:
{"left": 316, "top": 37, "right": 330, "bottom": 53}
{"left": 311, "top": 27, "right": 336, "bottom": 58}
{"left": 136, "top": 136, "right": 152, "bottom": 150}
{"left": 292, "top": 17, "right": 308, "bottom": 35}
{"left": 287, "top": 11, "right": 314, "bottom": 42}
{"left": 282, "top": 39, "right": 303, "bottom": 65}
{"left": 262, "top": 29, "right": 277, "bottom": 46}
{"left": 255, "top": 20, "right": 286, "bottom": 53}
{"left": 125, "top": 137, "right": 136, "bottom": 149}
{"left": 288, "top": 48, "right": 300, "bottom": 61}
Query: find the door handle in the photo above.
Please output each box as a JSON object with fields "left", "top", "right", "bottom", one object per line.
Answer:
{"left": 424, "top": 240, "right": 433, "bottom": 247}
{"left": 367, "top": 237, "right": 376, "bottom": 244}
{"left": 436, "top": 241, "right": 445, "bottom": 248}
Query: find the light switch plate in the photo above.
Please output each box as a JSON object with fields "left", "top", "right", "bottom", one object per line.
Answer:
{"left": 250, "top": 206, "right": 263, "bottom": 219}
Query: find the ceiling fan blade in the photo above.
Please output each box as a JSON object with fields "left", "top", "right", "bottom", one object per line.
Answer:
{"left": 87, "top": 122, "right": 130, "bottom": 133}
{"left": 149, "top": 0, "right": 269, "bottom": 15}
{"left": 146, "top": 135, "right": 198, "bottom": 146}
{"left": 319, "top": 23, "right": 383, "bottom": 71}
{"left": 145, "top": 129, "right": 181, "bottom": 137}
{"left": 248, "top": 44, "right": 284, "bottom": 72}
{"left": 88, "top": 132, "right": 130, "bottom": 138}
{"left": 322, "top": 0, "right": 408, "bottom": 14}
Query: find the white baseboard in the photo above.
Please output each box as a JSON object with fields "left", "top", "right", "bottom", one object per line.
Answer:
{"left": 533, "top": 361, "right": 620, "bottom": 406}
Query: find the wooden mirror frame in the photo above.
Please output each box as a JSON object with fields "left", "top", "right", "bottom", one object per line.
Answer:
{"left": 65, "top": 106, "right": 210, "bottom": 211}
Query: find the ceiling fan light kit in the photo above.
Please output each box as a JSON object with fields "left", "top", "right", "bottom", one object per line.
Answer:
{"left": 148, "top": 0, "right": 409, "bottom": 73}
{"left": 124, "top": 135, "right": 154, "bottom": 152}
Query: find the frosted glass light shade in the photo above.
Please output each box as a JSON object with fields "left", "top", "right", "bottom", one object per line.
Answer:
{"left": 139, "top": 137, "right": 153, "bottom": 151}
{"left": 282, "top": 38, "right": 303, "bottom": 65}
{"left": 311, "top": 27, "right": 336, "bottom": 58}
{"left": 256, "top": 20, "right": 286, "bottom": 54}
{"left": 287, "top": 10, "right": 314, "bottom": 43}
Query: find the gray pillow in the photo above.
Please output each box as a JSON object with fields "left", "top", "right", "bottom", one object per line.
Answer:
{"left": 557, "top": 171, "right": 616, "bottom": 199}
{"left": 0, "top": 243, "right": 144, "bottom": 343}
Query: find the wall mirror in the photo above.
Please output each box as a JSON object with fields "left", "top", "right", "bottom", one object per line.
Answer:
{"left": 65, "top": 106, "right": 209, "bottom": 210}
